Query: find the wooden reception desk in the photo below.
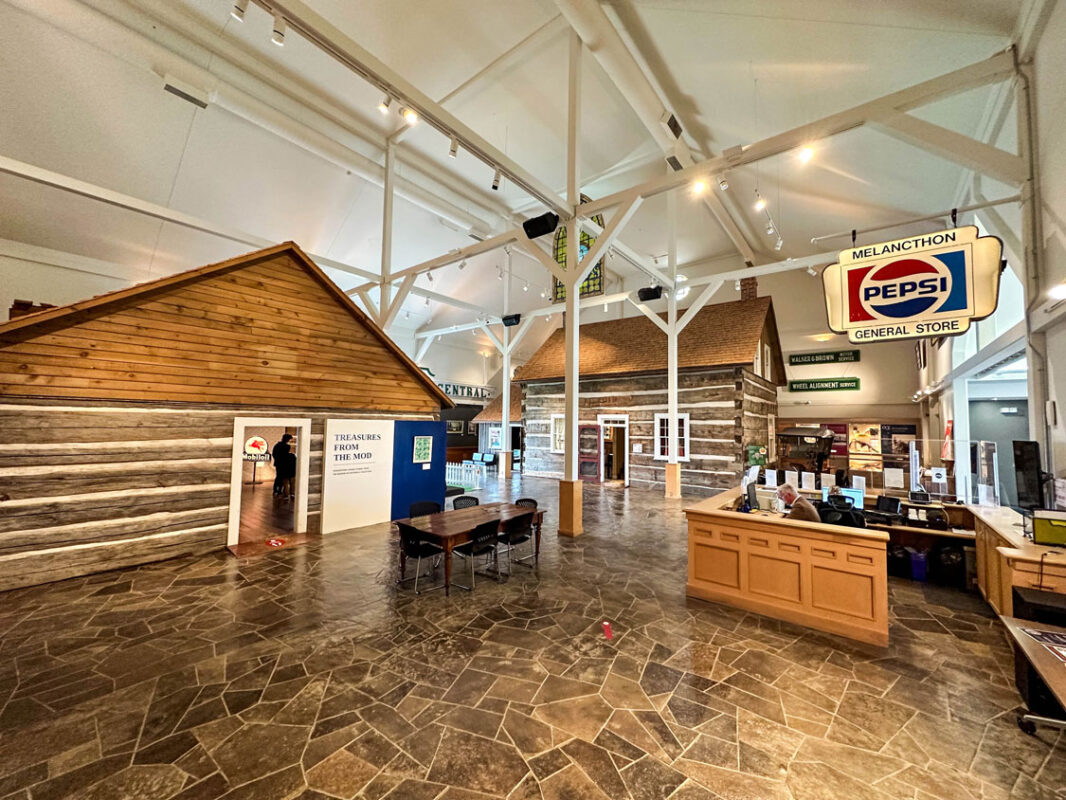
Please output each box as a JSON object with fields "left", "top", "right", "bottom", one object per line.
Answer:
{"left": 685, "top": 487, "right": 890, "bottom": 646}
{"left": 972, "top": 504, "right": 1066, "bottom": 615}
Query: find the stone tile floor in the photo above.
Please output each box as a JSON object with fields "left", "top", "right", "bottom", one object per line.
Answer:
{"left": 0, "top": 476, "right": 1063, "bottom": 799}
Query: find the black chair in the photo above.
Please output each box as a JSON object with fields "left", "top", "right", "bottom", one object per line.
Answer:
{"left": 515, "top": 497, "right": 538, "bottom": 509}
{"left": 409, "top": 500, "right": 442, "bottom": 517}
{"left": 396, "top": 522, "right": 443, "bottom": 594}
{"left": 498, "top": 511, "right": 534, "bottom": 571}
{"left": 453, "top": 519, "right": 501, "bottom": 590}
{"left": 453, "top": 495, "right": 479, "bottom": 510}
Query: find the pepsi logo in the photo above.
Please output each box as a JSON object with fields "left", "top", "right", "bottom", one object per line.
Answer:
{"left": 846, "top": 250, "right": 968, "bottom": 324}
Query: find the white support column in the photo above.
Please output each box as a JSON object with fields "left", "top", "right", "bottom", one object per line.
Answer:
{"left": 415, "top": 336, "right": 433, "bottom": 364}
{"left": 665, "top": 185, "right": 681, "bottom": 498}
{"left": 380, "top": 141, "right": 396, "bottom": 313}
{"left": 560, "top": 29, "right": 583, "bottom": 535}
{"left": 500, "top": 248, "right": 513, "bottom": 476}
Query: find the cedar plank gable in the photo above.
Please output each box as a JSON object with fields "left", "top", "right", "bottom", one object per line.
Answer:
{"left": 0, "top": 243, "right": 451, "bottom": 412}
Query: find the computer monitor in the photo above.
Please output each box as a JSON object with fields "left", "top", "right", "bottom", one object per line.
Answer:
{"left": 876, "top": 495, "right": 901, "bottom": 515}
{"left": 821, "top": 486, "right": 864, "bottom": 510}
{"left": 1014, "top": 440, "right": 1045, "bottom": 511}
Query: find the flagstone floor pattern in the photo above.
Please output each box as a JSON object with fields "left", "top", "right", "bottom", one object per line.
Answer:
{"left": 0, "top": 476, "right": 1062, "bottom": 800}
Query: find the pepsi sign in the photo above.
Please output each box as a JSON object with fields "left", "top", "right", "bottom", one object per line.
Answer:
{"left": 822, "top": 226, "right": 1002, "bottom": 343}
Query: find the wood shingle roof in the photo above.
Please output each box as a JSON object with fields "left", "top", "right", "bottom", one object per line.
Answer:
{"left": 513, "top": 297, "right": 783, "bottom": 384}
{"left": 471, "top": 383, "right": 522, "bottom": 424}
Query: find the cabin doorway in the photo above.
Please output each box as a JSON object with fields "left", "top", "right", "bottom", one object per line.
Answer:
{"left": 598, "top": 415, "right": 629, "bottom": 487}
{"left": 227, "top": 417, "right": 311, "bottom": 547}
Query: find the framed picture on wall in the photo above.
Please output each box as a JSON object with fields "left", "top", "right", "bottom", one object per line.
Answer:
{"left": 412, "top": 435, "right": 433, "bottom": 464}
{"left": 465, "top": 421, "right": 478, "bottom": 435}
{"left": 445, "top": 420, "right": 464, "bottom": 434}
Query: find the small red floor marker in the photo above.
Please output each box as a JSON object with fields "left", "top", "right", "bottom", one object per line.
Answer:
{"left": 266, "top": 538, "right": 286, "bottom": 548}
{"left": 602, "top": 621, "right": 613, "bottom": 640}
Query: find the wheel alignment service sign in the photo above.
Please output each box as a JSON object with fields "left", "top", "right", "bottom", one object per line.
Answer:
{"left": 822, "top": 226, "right": 1002, "bottom": 344}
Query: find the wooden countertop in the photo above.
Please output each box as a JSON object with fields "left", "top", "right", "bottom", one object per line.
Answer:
{"left": 969, "top": 504, "right": 1066, "bottom": 565}
{"left": 1000, "top": 615, "right": 1066, "bottom": 710}
{"left": 686, "top": 488, "right": 889, "bottom": 544}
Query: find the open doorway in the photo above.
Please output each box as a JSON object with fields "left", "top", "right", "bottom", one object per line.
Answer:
{"left": 598, "top": 415, "right": 629, "bottom": 486}
{"left": 227, "top": 417, "right": 311, "bottom": 547}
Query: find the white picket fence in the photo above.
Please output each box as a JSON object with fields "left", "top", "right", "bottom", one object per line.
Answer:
{"left": 446, "top": 461, "right": 487, "bottom": 490}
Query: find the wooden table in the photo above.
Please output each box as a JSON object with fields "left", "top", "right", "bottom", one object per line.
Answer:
{"left": 394, "top": 502, "right": 545, "bottom": 596}
{"left": 1000, "top": 615, "right": 1066, "bottom": 733}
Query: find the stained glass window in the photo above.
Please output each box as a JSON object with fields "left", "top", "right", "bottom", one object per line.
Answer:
{"left": 552, "top": 194, "right": 606, "bottom": 302}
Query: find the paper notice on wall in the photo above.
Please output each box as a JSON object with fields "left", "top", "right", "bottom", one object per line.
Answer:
{"left": 785, "top": 470, "right": 799, "bottom": 488}
{"left": 801, "top": 472, "right": 816, "bottom": 491}
{"left": 884, "top": 468, "right": 905, "bottom": 489}
{"left": 764, "top": 470, "right": 778, "bottom": 488}
{"left": 747, "top": 465, "right": 761, "bottom": 484}
{"left": 852, "top": 475, "right": 867, "bottom": 495}
{"left": 820, "top": 473, "right": 833, "bottom": 490}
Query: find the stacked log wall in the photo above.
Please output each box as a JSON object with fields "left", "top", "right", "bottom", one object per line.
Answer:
{"left": 0, "top": 399, "right": 434, "bottom": 592}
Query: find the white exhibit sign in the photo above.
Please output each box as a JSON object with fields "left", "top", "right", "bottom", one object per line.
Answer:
{"left": 321, "top": 419, "right": 394, "bottom": 534}
{"left": 822, "top": 226, "right": 1002, "bottom": 343}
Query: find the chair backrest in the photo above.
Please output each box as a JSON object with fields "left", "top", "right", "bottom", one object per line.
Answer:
{"left": 482, "top": 453, "right": 496, "bottom": 465}
{"left": 513, "top": 449, "right": 522, "bottom": 461}
{"left": 409, "top": 500, "right": 442, "bottom": 517}
{"left": 453, "top": 495, "right": 479, "bottom": 510}
{"left": 515, "top": 497, "right": 538, "bottom": 509}
{"left": 470, "top": 519, "right": 500, "bottom": 551}
{"left": 396, "top": 522, "right": 426, "bottom": 558}
{"left": 472, "top": 453, "right": 483, "bottom": 463}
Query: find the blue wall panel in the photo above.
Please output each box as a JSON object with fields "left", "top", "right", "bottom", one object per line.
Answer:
{"left": 391, "top": 421, "right": 447, "bottom": 520}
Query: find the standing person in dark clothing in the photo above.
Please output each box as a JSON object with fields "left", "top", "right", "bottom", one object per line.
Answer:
{"left": 271, "top": 434, "right": 292, "bottom": 496}
{"left": 281, "top": 446, "right": 297, "bottom": 500}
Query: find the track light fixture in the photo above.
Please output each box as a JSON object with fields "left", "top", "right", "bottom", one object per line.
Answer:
{"left": 491, "top": 168, "right": 502, "bottom": 191}
{"left": 401, "top": 107, "right": 419, "bottom": 125}
{"left": 735, "top": 279, "right": 742, "bottom": 291}
{"left": 523, "top": 281, "right": 529, "bottom": 292}
{"left": 496, "top": 267, "right": 503, "bottom": 281}
{"left": 231, "top": 0, "right": 248, "bottom": 22}
{"left": 404, "top": 310, "right": 410, "bottom": 319}
{"left": 271, "top": 14, "right": 286, "bottom": 46}
{"left": 754, "top": 192, "right": 766, "bottom": 212}
{"left": 448, "top": 137, "right": 459, "bottom": 158}
{"left": 765, "top": 222, "right": 775, "bottom": 235}
{"left": 774, "top": 237, "right": 784, "bottom": 251}
{"left": 540, "top": 290, "right": 547, "bottom": 299}
{"left": 378, "top": 95, "right": 391, "bottom": 114}
{"left": 718, "top": 176, "right": 729, "bottom": 191}
{"left": 458, "top": 259, "right": 466, "bottom": 270}
{"left": 426, "top": 271, "right": 433, "bottom": 283}
{"left": 424, "top": 296, "right": 429, "bottom": 306}
{"left": 807, "top": 266, "right": 818, "bottom": 276}
{"left": 692, "top": 179, "right": 707, "bottom": 195}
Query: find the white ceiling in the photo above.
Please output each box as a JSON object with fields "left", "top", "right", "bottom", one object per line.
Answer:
{"left": 0, "top": 0, "right": 1028, "bottom": 354}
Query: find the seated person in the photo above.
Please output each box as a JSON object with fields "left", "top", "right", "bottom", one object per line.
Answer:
{"left": 777, "top": 483, "right": 820, "bottom": 523}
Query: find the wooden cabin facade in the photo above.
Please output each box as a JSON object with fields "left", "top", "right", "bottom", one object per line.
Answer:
{"left": 0, "top": 243, "right": 450, "bottom": 592}
{"left": 471, "top": 382, "right": 523, "bottom": 454}
{"left": 514, "top": 297, "right": 785, "bottom": 494}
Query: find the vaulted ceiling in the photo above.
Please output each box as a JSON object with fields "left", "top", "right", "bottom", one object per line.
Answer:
{"left": 0, "top": 0, "right": 1027, "bottom": 359}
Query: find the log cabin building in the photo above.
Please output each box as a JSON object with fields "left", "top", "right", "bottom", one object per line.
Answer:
{"left": 471, "top": 382, "right": 523, "bottom": 455}
{"left": 0, "top": 243, "right": 450, "bottom": 592}
{"left": 513, "top": 296, "right": 785, "bottom": 494}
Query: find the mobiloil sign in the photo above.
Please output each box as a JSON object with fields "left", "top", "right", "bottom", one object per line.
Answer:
{"left": 822, "top": 226, "right": 1002, "bottom": 343}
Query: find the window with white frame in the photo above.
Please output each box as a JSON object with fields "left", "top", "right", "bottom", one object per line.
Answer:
{"left": 654, "top": 413, "right": 690, "bottom": 460}
{"left": 550, "top": 414, "right": 565, "bottom": 453}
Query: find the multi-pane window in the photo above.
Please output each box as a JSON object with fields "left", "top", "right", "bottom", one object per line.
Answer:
{"left": 550, "top": 414, "right": 565, "bottom": 453}
{"left": 654, "top": 413, "right": 689, "bottom": 460}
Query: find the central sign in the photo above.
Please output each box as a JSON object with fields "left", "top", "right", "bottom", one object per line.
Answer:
{"left": 822, "top": 226, "right": 1002, "bottom": 343}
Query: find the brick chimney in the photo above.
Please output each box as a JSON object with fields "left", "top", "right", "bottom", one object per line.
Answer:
{"left": 740, "top": 277, "right": 758, "bottom": 301}
{"left": 8, "top": 300, "right": 55, "bottom": 320}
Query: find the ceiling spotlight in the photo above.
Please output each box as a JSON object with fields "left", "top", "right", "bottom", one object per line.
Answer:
{"left": 718, "top": 176, "right": 729, "bottom": 191}
{"left": 436, "top": 335, "right": 441, "bottom": 342}
{"left": 1050, "top": 282, "right": 1066, "bottom": 300}
{"left": 271, "top": 14, "right": 286, "bottom": 46}
{"left": 458, "top": 259, "right": 466, "bottom": 270}
{"left": 540, "top": 290, "right": 547, "bottom": 299}
{"left": 798, "top": 146, "right": 814, "bottom": 163}
{"left": 692, "top": 179, "right": 707, "bottom": 195}
{"left": 491, "top": 168, "right": 502, "bottom": 191}
{"left": 523, "top": 282, "right": 529, "bottom": 292}
{"left": 424, "top": 296, "right": 429, "bottom": 306}
{"left": 448, "top": 137, "right": 459, "bottom": 158}
{"left": 377, "top": 95, "right": 391, "bottom": 114}
{"left": 546, "top": 315, "right": 553, "bottom": 322}
{"left": 807, "top": 266, "right": 818, "bottom": 277}
{"left": 401, "top": 107, "right": 419, "bottom": 125}
{"left": 497, "top": 267, "right": 503, "bottom": 281}
{"left": 604, "top": 302, "right": 609, "bottom": 312}
{"left": 426, "top": 271, "right": 433, "bottom": 283}
{"left": 231, "top": 0, "right": 248, "bottom": 22}
{"left": 765, "top": 222, "right": 775, "bottom": 235}
{"left": 754, "top": 193, "right": 766, "bottom": 212}
{"left": 734, "top": 279, "right": 741, "bottom": 291}
{"left": 774, "top": 237, "right": 784, "bottom": 251}
{"left": 404, "top": 310, "right": 410, "bottom": 319}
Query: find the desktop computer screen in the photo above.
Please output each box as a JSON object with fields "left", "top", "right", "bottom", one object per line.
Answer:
{"left": 821, "top": 486, "right": 864, "bottom": 509}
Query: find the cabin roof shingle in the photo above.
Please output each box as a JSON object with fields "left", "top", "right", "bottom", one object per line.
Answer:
{"left": 472, "top": 383, "right": 522, "bottom": 424}
{"left": 513, "top": 297, "right": 782, "bottom": 384}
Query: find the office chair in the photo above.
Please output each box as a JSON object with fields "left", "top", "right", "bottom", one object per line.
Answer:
{"left": 396, "top": 522, "right": 443, "bottom": 594}
{"left": 453, "top": 495, "right": 479, "bottom": 510}
{"left": 409, "top": 500, "right": 442, "bottom": 517}
{"left": 452, "top": 519, "right": 501, "bottom": 590}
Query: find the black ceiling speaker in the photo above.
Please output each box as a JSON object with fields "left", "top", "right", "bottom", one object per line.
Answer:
{"left": 637, "top": 286, "right": 663, "bottom": 302}
{"left": 502, "top": 314, "right": 521, "bottom": 327}
{"left": 522, "top": 212, "right": 560, "bottom": 240}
